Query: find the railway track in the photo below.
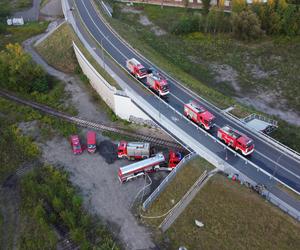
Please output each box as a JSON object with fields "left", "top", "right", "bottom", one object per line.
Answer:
{"left": 0, "top": 89, "right": 186, "bottom": 151}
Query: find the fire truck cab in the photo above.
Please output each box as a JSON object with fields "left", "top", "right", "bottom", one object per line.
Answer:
{"left": 87, "top": 131, "right": 96, "bottom": 153}
{"left": 146, "top": 69, "right": 169, "bottom": 96}
{"left": 117, "top": 141, "right": 150, "bottom": 160}
{"left": 70, "top": 135, "right": 83, "bottom": 155}
{"left": 217, "top": 125, "right": 255, "bottom": 156}
{"left": 184, "top": 101, "right": 215, "bottom": 130}
{"left": 126, "top": 58, "right": 148, "bottom": 79}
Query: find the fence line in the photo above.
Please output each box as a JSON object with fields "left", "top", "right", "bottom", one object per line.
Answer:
{"left": 142, "top": 152, "right": 197, "bottom": 210}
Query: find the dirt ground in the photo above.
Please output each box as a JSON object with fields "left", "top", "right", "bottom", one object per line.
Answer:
{"left": 40, "top": 130, "right": 166, "bottom": 250}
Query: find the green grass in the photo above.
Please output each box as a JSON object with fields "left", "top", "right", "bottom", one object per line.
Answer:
{"left": 143, "top": 166, "right": 300, "bottom": 249}
{"left": 36, "top": 22, "right": 121, "bottom": 89}
{"left": 0, "top": 22, "right": 49, "bottom": 50}
{"left": 142, "top": 157, "right": 214, "bottom": 227}
{"left": 166, "top": 174, "right": 300, "bottom": 250}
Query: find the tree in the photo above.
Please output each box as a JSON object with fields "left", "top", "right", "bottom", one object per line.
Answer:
{"left": 202, "top": 0, "right": 211, "bottom": 15}
{"left": 231, "top": 8, "right": 263, "bottom": 40}
{"left": 0, "top": 43, "right": 49, "bottom": 93}
{"left": 232, "top": 0, "right": 247, "bottom": 13}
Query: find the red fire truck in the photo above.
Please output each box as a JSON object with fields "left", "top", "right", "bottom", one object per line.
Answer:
{"left": 70, "top": 135, "right": 83, "bottom": 155}
{"left": 184, "top": 101, "right": 215, "bottom": 130}
{"left": 146, "top": 70, "right": 169, "bottom": 96}
{"left": 117, "top": 141, "right": 150, "bottom": 160}
{"left": 126, "top": 58, "right": 148, "bottom": 79}
{"left": 118, "top": 151, "right": 182, "bottom": 183}
{"left": 87, "top": 131, "right": 96, "bottom": 153}
{"left": 217, "top": 125, "right": 255, "bottom": 156}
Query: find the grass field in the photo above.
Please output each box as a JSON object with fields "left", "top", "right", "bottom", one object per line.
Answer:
{"left": 0, "top": 22, "right": 49, "bottom": 50}
{"left": 36, "top": 22, "right": 121, "bottom": 89}
{"left": 142, "top": 158, "right": 300, "bottom": 249}
{"left": 142, "top": 157, "right": 214, "bottom": 227}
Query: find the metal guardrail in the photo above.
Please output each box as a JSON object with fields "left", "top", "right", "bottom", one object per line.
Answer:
{"left": 63, "top": 0, "right": 300, "bottom": 199}
{"left": 244, "top": 113, "right": 278, "bottom": 127}
{"left": 142, "top": 152, "right": 197, "bottom": 210}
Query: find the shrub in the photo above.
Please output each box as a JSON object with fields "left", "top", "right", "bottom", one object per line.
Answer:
{"left": 231, "top": 8, "right": 264, "bottom": 40}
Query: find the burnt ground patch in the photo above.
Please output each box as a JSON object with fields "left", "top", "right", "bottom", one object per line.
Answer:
{"left": 98, "top": 140, "right": 118, "bottom": 164}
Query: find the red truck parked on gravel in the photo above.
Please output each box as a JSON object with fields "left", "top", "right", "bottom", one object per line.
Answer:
{"left": 126, "top": 58, "right": 148, "bottom": 79}
{"left": 118, "top": 151, "right": 182, "bottom": 183}
{"left": 217, "top": 125, "right": 255, "bottom": 156}
{"left": 87, "top": 131, "right": 96, "bottom": 153}
{"left": 70, "top": 135, "right": 83, "bottom": 155}
{"left": 117, "top": 141, "right": 150, "bottom": 160}
{"left": 184, "top": 101, "right": 215, "bottom": 130}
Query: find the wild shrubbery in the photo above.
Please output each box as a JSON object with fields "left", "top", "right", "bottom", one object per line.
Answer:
{"left": 171, "top": 0, "right": 300, "bottom": 40}
{"left": 21, "top": 165, "right": 119, "bottom": 249}
{"left": 0, "top": 43, "right": 49, "bottom": 93}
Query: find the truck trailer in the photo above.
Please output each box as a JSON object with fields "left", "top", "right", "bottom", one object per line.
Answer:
{"left": 118, "top": 151, "right": 182, "bottom": 183}
{"left": 217, "top": 125, "right": 255, "bottom": 156}
{"left": 117, "top": 141, "right": 151, "bottom": 160}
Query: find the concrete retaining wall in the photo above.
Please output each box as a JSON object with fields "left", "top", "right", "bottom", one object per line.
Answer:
{"left": 73, "top": 41, "right": 155, "bottom": 125}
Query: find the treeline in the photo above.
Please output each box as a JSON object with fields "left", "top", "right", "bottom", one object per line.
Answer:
{"left": 21, "top": 165, "right": 119, "bottom": 249}
{"left": 0, "top": 43, "right": 50, "bottom": 93}
{"left": 171, "top": 0, "right": 300, "bottom": 39}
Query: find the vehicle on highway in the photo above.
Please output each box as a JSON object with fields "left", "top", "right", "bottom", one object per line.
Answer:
{"left": 87, "top": 131, "right": 97, "bottom": 153}
{"left": 118, "top": 151, "right": 182, "bottom": 183}
{"left": 184, "top": 101, "right": 215, "bottom": 130}
{"left": 146, "top": 69, "right": 169, "bottom": 96}
{"left": 126, "top": 58, "right": 148, "bottom": 79}
{"left": 217, "top": 125, "right": 255, "bottom": 155}
{"left": 70, "top": 135, "right": 83, "bottom": 155}
{"left": 117, "top": 141, "right": 150, "bottom": 160}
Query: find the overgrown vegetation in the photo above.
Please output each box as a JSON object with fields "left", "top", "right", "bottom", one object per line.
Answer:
{"left": 20, "top": 165, "right": 119, "bottom": 249}
{"left": 36, "top": 22, "right": 121, "bottom": 89}
{"left": 0, "top": 22, "right": 49, "bottom": 50}
{"left": 142, "top": 157, "right": 213, "bottom": 227}
{"left": 142, "top": 159, "right": 300, "bottom": 249}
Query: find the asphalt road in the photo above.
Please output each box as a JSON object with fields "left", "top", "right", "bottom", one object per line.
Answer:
{"left": 72, "top": 0, "right": 300, "bottom": 194}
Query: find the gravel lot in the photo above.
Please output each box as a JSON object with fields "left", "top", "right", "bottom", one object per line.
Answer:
{"left": 41, "top": 131, "right": 164, "bottom": 250}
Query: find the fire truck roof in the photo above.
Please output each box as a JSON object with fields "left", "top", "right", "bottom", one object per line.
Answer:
{"left": 127, "top": 142, "right": 150, "bottom": 149}
{"left": 187, "top": 101, "right": 206, "bottom": 114}
{"left": 119, "top": 153, "right": 165, "bottom": 175}
{"left": 128, "top": 58, "right": 142, "bottom": 66}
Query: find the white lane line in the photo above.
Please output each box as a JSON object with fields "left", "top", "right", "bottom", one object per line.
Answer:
{"left": 79, "top": 0, "right": 128, "bottom": 60}
{"left": 255, "top": 150, "right": 300, "bottom": 180}
{"left": 74, "top": 0, "right": 300, "bottom": 183}
{"left": 171, "top": 91, "right": 300, "bottom": 176}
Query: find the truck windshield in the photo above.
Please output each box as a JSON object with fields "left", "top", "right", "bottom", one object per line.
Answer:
{"left": 74, "top": 145, "right": 81, "bottom": 150}
{"left": 140, "top": 68, "right": 147, "bottom": 74}
{"left": 161, "top": 85, "right": 169, "bottom": 91}
{"left": 246, "top": 141, "right": 253, "bottom": 148}
{"left": 88, "top": 144, "right": 96, "bottom": 148}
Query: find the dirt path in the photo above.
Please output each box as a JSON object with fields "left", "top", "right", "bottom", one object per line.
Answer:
{"left": 13, "top": 0, "right": 41, "bottom": 22}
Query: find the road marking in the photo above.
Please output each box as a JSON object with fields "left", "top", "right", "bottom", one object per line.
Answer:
{"left": 78, "top": 0, "right": 128, "bottom": 60}
{"left": 72, "top": 0, "right": 300, "bottom": 191}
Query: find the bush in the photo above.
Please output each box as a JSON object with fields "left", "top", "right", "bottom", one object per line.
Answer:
{"left": 231, "top": 8, "right": 264, "bottom": 40}
{"left": 0, "top": 43, "right": 49, "bottom": 94}
{"left": 171, "top": 15, "right": 199, "bottom": 35}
